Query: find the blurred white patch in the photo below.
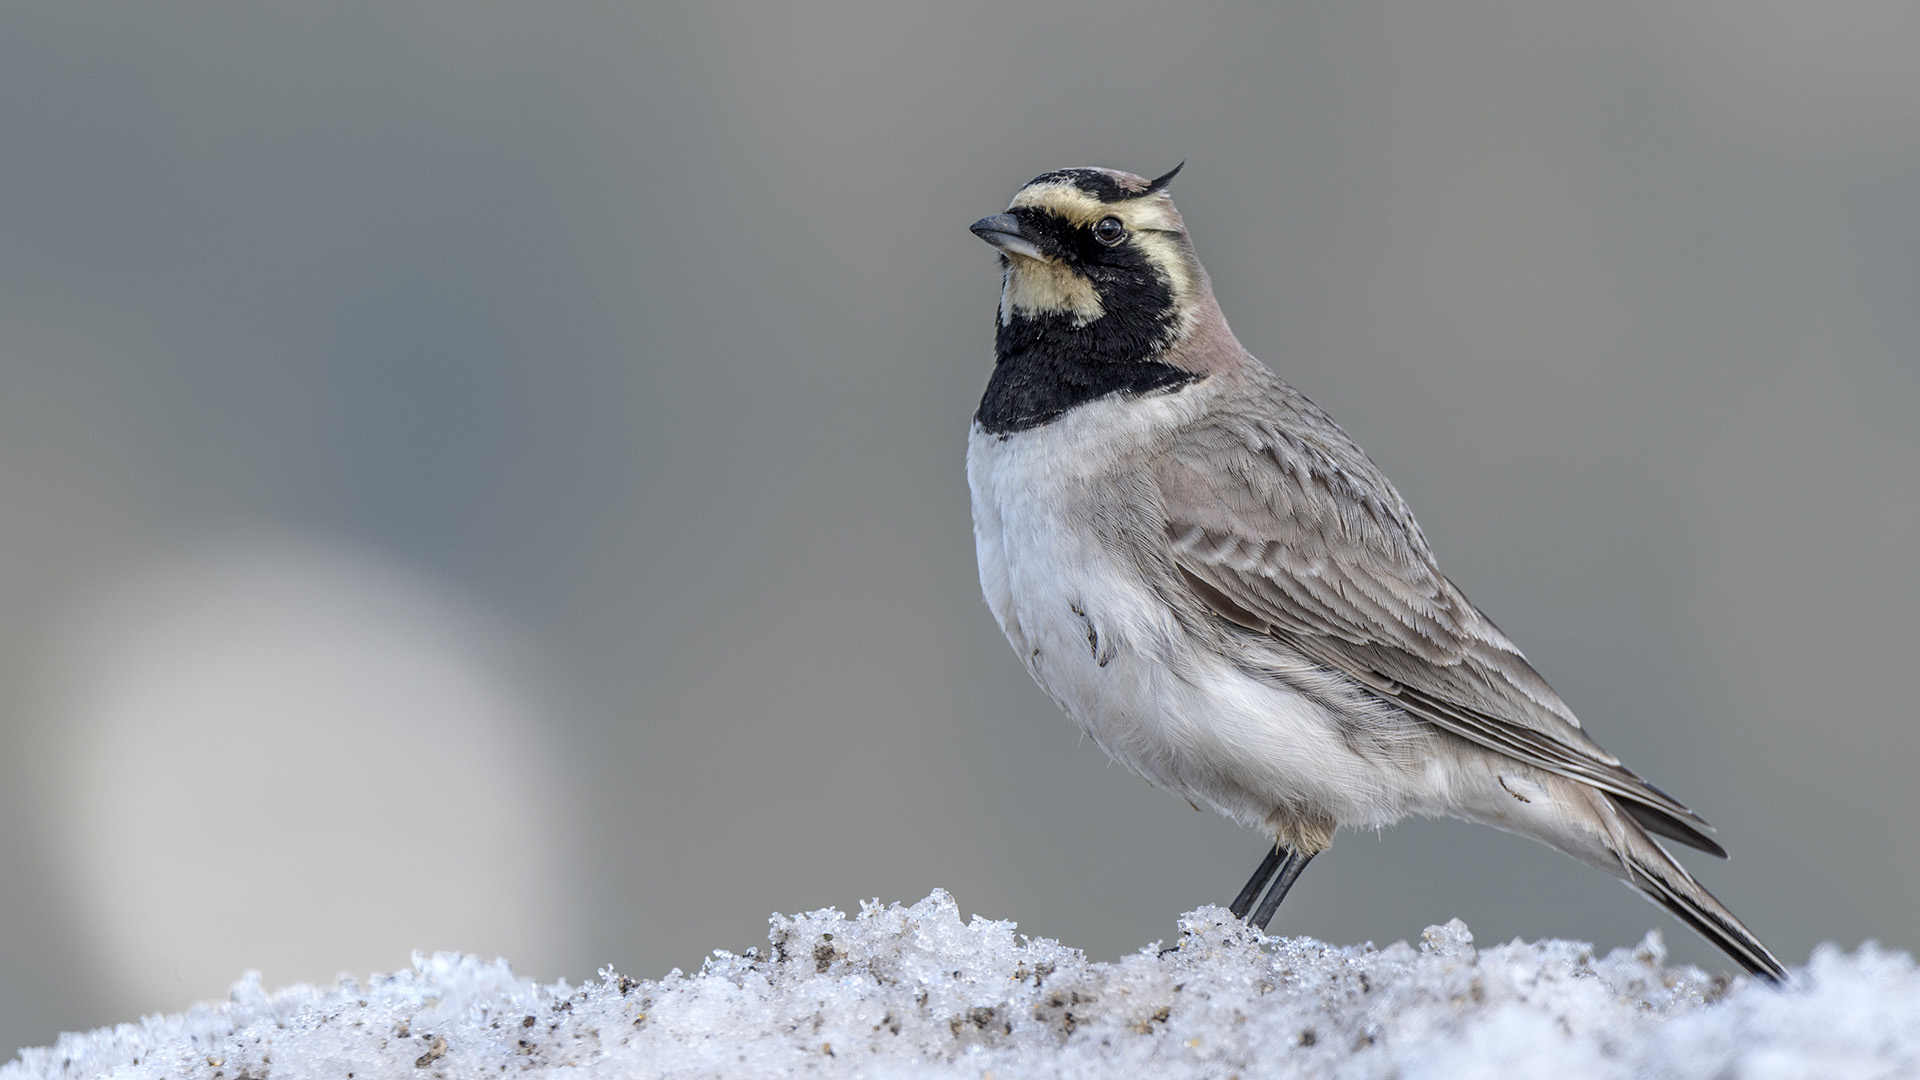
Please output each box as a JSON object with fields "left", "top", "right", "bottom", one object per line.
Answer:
{"left": 48, "top": 537, "right": 587, "bottom": 1014}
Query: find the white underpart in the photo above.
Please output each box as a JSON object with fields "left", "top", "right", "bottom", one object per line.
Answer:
{"left": 968, "top": 387, "right": 1451, "bottom": 842}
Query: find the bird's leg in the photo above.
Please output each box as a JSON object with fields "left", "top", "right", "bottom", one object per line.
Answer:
{"left": 1228, "top": 844, "right": 1288, "bottom": 920}
{"left": 1249, "top": 850, "right": 1316, "bottom": 930}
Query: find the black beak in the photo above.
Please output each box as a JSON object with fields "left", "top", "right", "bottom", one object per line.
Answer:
{"left": 970, "top": 213, "right": 1045, "bottom": 261}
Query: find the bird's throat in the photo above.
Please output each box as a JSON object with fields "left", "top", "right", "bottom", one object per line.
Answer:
{"left": 975, "top": 312, "right": 1197, "bottom": 435}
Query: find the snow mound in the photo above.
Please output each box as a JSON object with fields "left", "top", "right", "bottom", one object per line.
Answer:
{"left": 9, "top": 891, "right": 1916, "bottom": 1079}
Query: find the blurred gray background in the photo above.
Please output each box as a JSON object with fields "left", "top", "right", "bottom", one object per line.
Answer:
{"left": 2, "top": 1, "right": 1916, "bottom": 1052}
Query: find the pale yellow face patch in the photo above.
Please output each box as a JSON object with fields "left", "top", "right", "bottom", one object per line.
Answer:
{"left": 997, "top": 178, "right": 1202, "bottom": 328}
{"left": 1008, "top": 181, "right": 1184, "bottom": 233}
{"left": 1001, "top": 253, "right": 1104, "bottom": 324}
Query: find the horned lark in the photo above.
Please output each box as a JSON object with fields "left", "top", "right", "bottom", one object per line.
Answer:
{"left": 966, "top": 165, "right": 1785, "bottom": 980}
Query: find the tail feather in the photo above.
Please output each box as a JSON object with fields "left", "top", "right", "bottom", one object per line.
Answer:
{"left": 1614, "top": 818, "right": 1786, "bottom": 982}
{"left": 1477, "top": 766, "right": 1784, "bottom": 980}
{"left": 1615, "top": 795, "right": 1727, "bottom": 858}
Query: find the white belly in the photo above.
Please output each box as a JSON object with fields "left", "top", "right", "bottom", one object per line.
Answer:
{"left": 965, "top": 396, "right": 1435, "bottom": 839}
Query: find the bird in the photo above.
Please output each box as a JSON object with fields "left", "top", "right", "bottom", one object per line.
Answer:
{"left": 965, "top": 164, "right": 1786, "bottom": 981}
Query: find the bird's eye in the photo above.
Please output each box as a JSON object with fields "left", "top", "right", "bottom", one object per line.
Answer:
{"left": 1092, "top": 217, "right": 1126, "bottom": 246}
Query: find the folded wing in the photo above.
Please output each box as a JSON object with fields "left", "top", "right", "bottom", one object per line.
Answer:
{"left": 1155, "top": 391, "right": 1723, "bottom": 856}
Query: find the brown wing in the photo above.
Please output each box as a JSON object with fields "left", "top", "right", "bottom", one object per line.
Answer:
{"left": 1155, "top": 393, "right": 1722, "bottom": 854}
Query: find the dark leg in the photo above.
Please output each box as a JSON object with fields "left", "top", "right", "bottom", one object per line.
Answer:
{"left": 1228, "top": 844, "right": 1287, "bottom": 919}
{"left": 1249, "top": 850, "right": 1316, "bottom": 930}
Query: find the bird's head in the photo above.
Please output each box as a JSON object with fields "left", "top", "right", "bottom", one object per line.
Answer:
{"left": 971, "top": 165, "right": 1215, "bottom": 365}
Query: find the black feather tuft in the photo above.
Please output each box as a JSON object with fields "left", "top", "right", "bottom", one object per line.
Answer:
{"left": 1023, "top": 166, "right": 1184, "bottom": 204}
{"left": 1143, "top": 162, "right": 1184, "bottom": 195}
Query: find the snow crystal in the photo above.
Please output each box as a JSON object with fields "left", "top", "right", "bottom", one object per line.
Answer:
{"left": 8, "top": 891, "right": 1917, "bottom": 1079}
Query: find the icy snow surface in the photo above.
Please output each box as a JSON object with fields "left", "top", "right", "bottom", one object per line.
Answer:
{"left": 10, "top": 891, "right": 1917, "bottom": 1079}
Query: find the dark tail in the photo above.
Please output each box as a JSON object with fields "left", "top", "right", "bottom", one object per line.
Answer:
{"left": 1614, "top": 817, "right": 1786, "bottom": 982}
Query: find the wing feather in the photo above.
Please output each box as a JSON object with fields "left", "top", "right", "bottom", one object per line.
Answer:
{"left": 1154, "top": 386, "right": 1722, "bottom": 853}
